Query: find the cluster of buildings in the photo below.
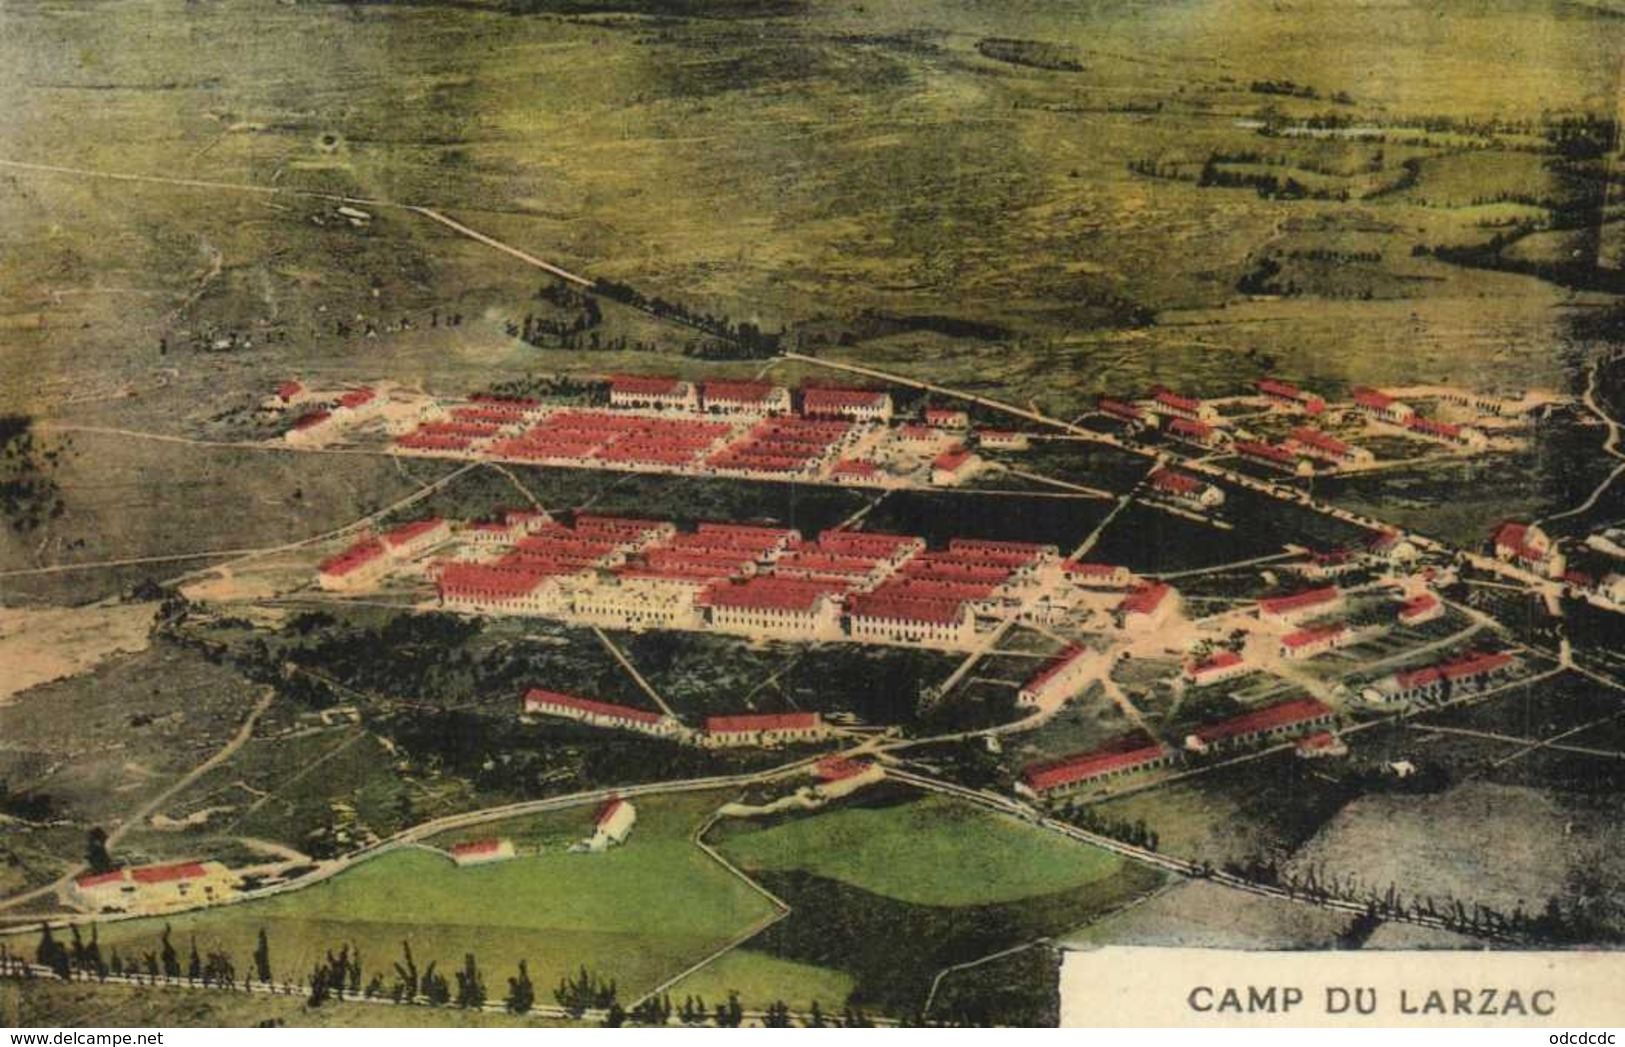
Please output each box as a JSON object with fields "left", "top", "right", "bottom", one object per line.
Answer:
{"left": 71, "top": 861, "right": 236, "bottom": 913}
{"left": 1490, "top": 521, "right": 1568, "bottom": 579}
{"left": 281, "top": 385, "right": 387, "bottom": 446}
{"left": 1352, "top": 387, "right": 1488, "bottom": 449}
{"left": 317, "top": 517, "right": 455, "bottom": 591}
{"left": 416, "top": 512, "right": 1083, "bottom": 650}
{"left": 522, "top": 687, "right": 830, "bottom": 748}
{"left": 1364, "top": 649, "right": 1518, "bottom": 707}
{"left": 1016, "top": 696, "right": 1342, "bottom": 798}
{"left": 370, "top": 377, "right": 1015, "bottom": 489}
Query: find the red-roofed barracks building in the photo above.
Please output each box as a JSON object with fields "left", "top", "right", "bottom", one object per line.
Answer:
{"left": 608, "top": 375, "right": 699, "bottom": 411}
{"left": 1184, "top": 698, "right": 1335, "bottom": 754}
{"left": 523, "top": 689, "right": 680, "bottom": 738}
{"left": 1017, "top": 735, "right": 1177, "bottom": 798}
{"left": 704, "top": 711, "right": 829, "bottom": 748}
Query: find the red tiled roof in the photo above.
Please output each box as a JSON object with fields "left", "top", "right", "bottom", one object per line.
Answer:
{"left": 802, "top": 387, "right": 888, "bottom": 410}
{"left": 74, "top": 870, "right": 127, "bottom": 889}
{"left": 130, "top": 862, "right": 209, "bottom": 885}
{"left": 1098, "top": 397, "right": 1146, "bottom": 421}
{"left": 1290, "top": 426, "right": 1354, "bottom": 457}
{"left": 1258, "top": 586, "right": 1340, "bottom": 616}
{"left": 932, "top": 449, "right": 975, "bottom": 472}
{"left": 1022, "top": 645, "right": 1088, "bottom": 693}
{"left": 1439, "top": 650, "right": 1514, "bottom": 681}
{"left": 451, "top": 839, "right": 504, "bottom": 857}
{"left": 319, "top": 538, "right": 386, "bottom": 577}
{"left": 1153, "top": 390, "right": 1202, "bottom": 413}
{"left": 707, "top": 711, "right": 821, "bottom": 735}
{"left": 292, "top": 410, "right": 331, "bottom": 431}
{"left": 701, "top": 577, "right": 842, "bottom": 611}
{"left": 337, "top": 388, "right": 375, "bottom": 410}
{"left": 1282, "top": 624, "right": 1347, "bottom": 649}
{"left": 277, "top": 380, "right": 304, "bottom": 399}
{"left": 845, "top": 592, "right": 969, "bottom": 624}
{"left": 383, "top": 518, "right": 445, "bottom": 547}
{"left": 1117, "top": 582, "right": 1171, "bottom": 616}
{"left": 1408, "top": 416, "right": 1462, "bottom": 439}
{"left": 1022, "top": 735, "right": 1170, "bottom": 791}
{"left": 1188, "top": 650, "right": 1243, "bottom": 675}
{"left": 1168, "top": 418, "right": 1215, "bottom": 440}
{"left": 1353, "top": 387, "right": 1394, "bottom": 410}
{"left": 1235, "top": 440, "right": 1297, "bottom": 464}
{"left": 595, "top": 797, "right": 628, "bottom": 827}
{"left": 1194, "top": 698, "right": 1333, "bottom": 743}
{"left": 524, "top": 689, "right": 663, "bottom": 725}
{"left": 832, "top": 458, "right": 880, "bottom": 476}
{"left": 1398, "top": 594, "right": 1439, "bottom": 619}
{"left": 1063, "top": 561, "right": 1124, "bottom": 578}
{"left": 1151, "top": 468, "right": 1203, "bottom": 495}
{"left": 1256, "top": 378, "right": 1301, "bottom": 399}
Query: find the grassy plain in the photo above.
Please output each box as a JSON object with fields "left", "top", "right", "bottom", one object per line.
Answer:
{"left": 88, "top": 791, "right": 774, "bottom": 997}
{"left": 715, "top": 793, "right": 1124, "bottom": 906}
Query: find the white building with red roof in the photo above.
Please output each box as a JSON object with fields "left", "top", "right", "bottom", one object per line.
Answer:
{"left": 924, "top": 407, "right": 970, "bottom": 429}
{"left": 285, "top": 409, "right": 335, "bottom": 446}
{"left": 700, "top": 577, "right": 845, "bottom": 640}
{"left": 800, "top": 387, "right": 893, "bottom": 423}
{"left": 704, "top": 711, "right": 829, "bottom": 747}
{"left": 1397, "top": 593, "right": 1444, "bottom": 626}
{"left": 71, "top": 861, "right": 234, "bottom": 912}
{"left": 381, "top": 517, "right": 452, "bottom": 560}
{"left": 1098, "top": 397, "right": 1151, "bottom": 425}
{"left": 1255, "top": 378, "right": 1326, "bottom": 415}
{"left": 1287, "top": 426, "right": 1374, "bottom": 466}
{"left": 1351, "top": 387, "right": 1415, "bottom": 423}
{"left": 450, "top": 838, "right": 516, "bottom": 866}
{"left": 1115, "top": 582, "right": 1178, "bottom": 630}
{"left": 1149, "top": 389, "right": 1219, "bottom": 423}
{"left": 1234, "top": 440, "right": 1310, "bottom": 474}
{"left": 1184, "top": 697, "right": 1335, "bottom": 754}
{"left": 1017, "top": 645, "right": 1100, "bottom": 707}
{"left": 845, "top": 591, "right": 978, "bottom": 647}
{"left": 1257, "top": 586, "right": 1342, "bottom": 625}
{"left": 1491, "top": 521, "right": 1565, "bottom": 577}
{"left": 1280, "top": 623, "right": 1353, "bottom": 660}
{"left": 1061, "top": 561, "right": 1133, "bottom": 589}
{"left": 1166, "top": 417, "right": 1224, "bottom": 449}
{"left": 608, "top": 375, "right": 699, "bottom": 411}
{"left": 929, "top": 448, "right": 983, "bottom": 486}
{"left": 812, "top": 756, "right": 886, "bottom": 798}
{"left": 1183, "top": 650, "right": 1252, "bottom": 686}
{"left": 700, "top": 380, "right": 791, "bottom": 416}
{"left": 976, "top": 429, "right": 1030, "bottom": 451}
{"left": 1017, "top": 735, "right": 1177, "bottom": 798}
{"left": 1149, "top": 468, "right": 1224, "bottom": 509}
{"left": 318, "top": 537, "right": 390, "bottom": 591}
{"left": 523, "top": 689, "right": 679, "bottom": 738}
{"left": 589, "top": 798, "right": 637, "bottom": 850}
{"left": 1295, "top": 731, "right": 1348, "bottom": 759}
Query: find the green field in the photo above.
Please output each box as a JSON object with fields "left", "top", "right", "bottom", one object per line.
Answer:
{"left": 89, "top": 791, "right": 776, "bottom": 997}
{"left": 716, "top": 793, "right": 1124, "bottom": 906}
{"left": 666, "top": 950, "right": 856, "bottom": 1015}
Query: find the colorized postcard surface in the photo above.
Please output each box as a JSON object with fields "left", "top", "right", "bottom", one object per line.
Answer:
{"left": 2, "top": 0, "right": 1624, "bottom": 1030}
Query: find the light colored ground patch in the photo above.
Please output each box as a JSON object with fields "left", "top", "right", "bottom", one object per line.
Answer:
{"left": 1283, "top": 782, "right": 1575, "bottom": 917}
{"left": 1064, "top": 880, "right": 1350, "bottom": 950}
{"left": 716, "top": 794, "right": 1124, "bottom": 907}
{"left": 667, "top": 950, "right": 856, "bottom": 1013}
{"left": 0, "top": 603, "right": 154, "bottom": 704}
